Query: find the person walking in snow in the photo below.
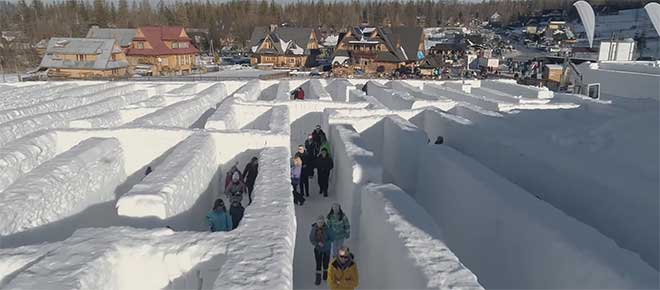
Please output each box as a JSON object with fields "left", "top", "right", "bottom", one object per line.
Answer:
{"left": 315, "top": 148, "right": 334, "bottom": 197}
{"left": 224, "top": 162, "right": 242, "bottom": 189}
{"left": 327, "top": 203, "right": 350, "bottom": 258}
{"left": 206, "top": 199, "right": 233, "bottom": 232}
{"left": 225, "top": 171, "right": 247, "bottom": 206}
{"left": 312, "top": 125, "right": 327, "bottom": 152}
{"left": 297, "top": 87, "right": 305, "bottom": 100}
{"left": 242, "top": 157, "right": 259, "bottom": 205}
{"left": 291, "top": 156, "right": 306, "bottom": 206}
{"left": 294, "top": 145, "right": 312, "bottom": 197}
{"left": 310, "top": 215, "right": 335, "bottom": 285}
{"left": 304, "top": 134, "right": 319, "bottom": 161}
{"left": 229, "top": 200, "right": 245, "bottom": 229}
{"left": 328, "top": 247, "right": 359, "bottom": 290}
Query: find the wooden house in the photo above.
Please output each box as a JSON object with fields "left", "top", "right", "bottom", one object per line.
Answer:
{"left": 249, "top": 26, "right": 320, "bottom": 69}
{"left": 39, "top": 37, "right": 128, "bottom": 79}
{"left": 332, "top": 26, "right": 424, "bottom": 74}
{"left": 125, "top": 26, "right": 199, "bottom": 76}
{"left": 86, "top": 26, "right": 137, "bottom": 52}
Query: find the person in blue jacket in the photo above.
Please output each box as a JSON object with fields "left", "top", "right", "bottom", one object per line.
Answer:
{"left": 310, "top": 215, "right": 335, "bottom": 285}
{"left": 206, "top": 199, "right": 233, "bottom": 232}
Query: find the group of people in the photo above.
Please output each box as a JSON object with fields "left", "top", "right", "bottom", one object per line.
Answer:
{"left": 310, "top": 203, "right": 359, "bottom": 289}
{"left": 206, "top": 157, "right": 260, "bottom": 232}
{"left": 291, "top": 125, "right": 333, "bottom": 205}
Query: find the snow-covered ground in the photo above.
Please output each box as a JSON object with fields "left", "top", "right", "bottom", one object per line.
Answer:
{"left": 0, "top": 74, "right": 657, "bottom": 289}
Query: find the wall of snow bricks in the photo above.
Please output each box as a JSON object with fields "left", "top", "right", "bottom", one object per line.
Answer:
{"left": 328, "top": 124, "right": 383, "bottom": 244}
{"left": 423, "top": 83, "right": 502, "bottom": 112}
{"left": 0, "top": 82, "right": 107, "bottom": 112}
{"left": 325, "top": 79, "right": 353, "bottom": 102}
{"left": 212, "top": 147, "right": 296, "bottom": 290}
{"left": 413, "top": 107, "right": 660, "bottom": 270}
{"left": 70, "top": 107, "right": 161, "bottom": 129}
{"left": 116, "top": 132, "right": 217, "bottom": 221}
{"left": 0, "top": 137, "right": 126, "bottom": 237}
{"left": 0, "top": 89, "right": 150, "bottom": 147}
{"left": 207, "top": 98, "right": 272, "bottom": 130}
{"left": 298, "top": 79, "right": 332, "bottom": 101}
{"left": 414, "top": 145, "right": 659, "bottom": 289}
{"left": 366, "top": 81, "right": 415, "bottom": 110}
{"left": 232, "top": 79, "right": 262, "bottom": 102}
{"left": 481, "top": 79, "right": 554, "bottom": 99}
{"left": 0, "top": 227, "right": 229, "bottom": 290}
{"left": 361, "top": 116, "right": 427, "bottom": 195}
{"left": 0, "top": 131, "right": 58, "bottom": 193}
{"left": 0, "top": 83, "right": 133, "bottom": 124}
{"left": 126, "top": 83, "right": 227, "bottom": 128}
{"left": 359, "top": 183, "right": 483, "bottom": 290}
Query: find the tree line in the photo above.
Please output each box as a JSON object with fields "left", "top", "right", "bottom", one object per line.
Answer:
{"left": 0, "top": 0, "right": 653, "bottom": 70}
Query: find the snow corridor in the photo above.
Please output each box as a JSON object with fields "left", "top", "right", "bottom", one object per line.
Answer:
{"left": 0, "top": 79, "right": 657, "bottom": 290}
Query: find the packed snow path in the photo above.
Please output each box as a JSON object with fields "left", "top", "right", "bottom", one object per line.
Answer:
{"left": 0, "top": 79, "right": 657, "bottom": 289}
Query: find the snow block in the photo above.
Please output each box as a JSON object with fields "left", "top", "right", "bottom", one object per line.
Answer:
{"left": 360, "top": 116, "right": 427, "bottom": 195}
{"left": 329, "top": 124, "right": 383, "bottom": 242}
{"left": 206, "top": 98, "right": 272, "bottom": 130}
{"left": 1, "top": 227, "right": 229, "bottom": 290}
{"left": 325, "top": 79, "right": 353, "bottom": 102}
{"left": 117, "top": 132, "right": 216, "bottom": 219}
{"left": 366, "top": 81, "right": 415, "bottom": 110}
{"left": 424, "top": 83, "right": 502, "bottom": 112}
{"left": 0, "top": 90, "right": 150, "bottom": 147}
{"left": 414, "top": 145, "right": 659, "bottom": 289}
{"left": 0, "top": 83, "right": 106, "bottom": 112}
{"left": 0, "top": 137, "right": 126, "bottom": 236}
{"left": 299, "top": 79, "right": 332, "bottom": 101}
{"left": 127, "top": 83, "right": 227, "bottom": 128}
{"left": 0, "top": 131, "right": 58, "bottom": 193}
{"left": 360, "top": 183, "right": 483, "bottom": 290}
{"left": 0, "top": 83, "right": 134, "bottom": 124}
{"left": 274, "top": 80, "right": 292, "bottom": 101}
{"left": 233, "top": 80, "right": 262, "bottom": 102}
{"left": 213, "top": 147, "right": 296, "bottom": 290}
{"left": 482, "top": 79, "right": 554, "bottom": 99}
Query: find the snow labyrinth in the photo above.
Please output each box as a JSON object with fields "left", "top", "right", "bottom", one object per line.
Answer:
{"left": 0, "top": 79, "right": 657, "bottom": 290}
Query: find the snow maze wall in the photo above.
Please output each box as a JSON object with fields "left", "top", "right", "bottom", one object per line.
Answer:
{"left": 0, "top": 79, "right": 657, "bottom": 289}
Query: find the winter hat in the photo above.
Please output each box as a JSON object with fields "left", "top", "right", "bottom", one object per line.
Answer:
{"left": 232, "top": 171, "right": 240, "bottom": 182}
{"left": 213, "top": 199, "right": 225, "bottom": 211}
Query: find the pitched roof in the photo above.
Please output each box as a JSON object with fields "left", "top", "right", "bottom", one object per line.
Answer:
{"left": 86, "top": 27, "right": 137, "bottom": 47}
{"left": 126, "top": 26, "right": 199, "bottom": 56}
{"left": 40, "top": 37, "right": 128, "bottom": 70}
{"left": 383, "top": 27, "right": 424, "bottom": 62}
{"left": 251, "top": 26, "right": 315, "bottom": 56}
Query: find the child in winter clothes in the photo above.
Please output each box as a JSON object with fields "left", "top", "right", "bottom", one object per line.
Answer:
{"left": 310, "top": 215, "right": 335, "bottom": 285}
{"left": 206, "top": 199, "right": 233, "bottom": 232}
{"left": 327, "top": 203, "right": 350, "bottom": 258}
{"left": 225, "top": 171, "right": 247, "bottom": 206}
{"left": 291, "top": 156, "right": 305, "bottom": 205}
{"left": 328, "top": 247, "right": 359, "bottom": 290}
{"left": 229, "top": 200, "right": 245, "bottom": 229}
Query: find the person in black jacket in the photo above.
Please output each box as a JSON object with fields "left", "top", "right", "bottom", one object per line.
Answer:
{"left": 294, "top": 145, "right": 313, "bottom": 197}
{"left": 315, "top": 148, "right": 334, "bottom": 197}
{"left": 242, "top": 157, "right": 259, "bottom": 205}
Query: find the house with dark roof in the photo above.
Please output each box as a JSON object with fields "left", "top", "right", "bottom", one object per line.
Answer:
{"left": 39, "top": 37, "right": 128, "bottom": 79}
{"left": 86, "top": 26, "right": 137, "bottom": 51}
{"left": 249, "top": 26, "right": 320, "bottom": 69}
{"left": 332, "top": 26, "right": 425, "bottom": 74}
{"left": 125, "top": 26, "right": 199, "bottom": 76}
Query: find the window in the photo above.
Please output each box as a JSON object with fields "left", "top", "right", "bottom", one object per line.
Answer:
{"left": 172, "top": 42, "right": 179, "bottom": 49}
{"left": 179, "top": 42, "right": 189, "bottom": 48}
{"left": 136, "top": 42, "right": 144, "bottom": 49}
{"left": 76, "top": 54, "right": 85, "bottom": 61}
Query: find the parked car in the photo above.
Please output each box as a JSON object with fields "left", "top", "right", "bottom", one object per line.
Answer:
{"left": 133, "top": 64, "right": 153, "bottom": 76}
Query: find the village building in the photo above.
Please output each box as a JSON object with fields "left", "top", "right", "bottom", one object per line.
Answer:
{"left": 332, "top": 26, "right": 424, "bottom": 74}
{"left": 125, "top": 26, "right": 199, "bottom": 76}
{"left": 38, "top": 37, "right": 128, "bottom": 80}
{"left": 249, "top": 26, "right": 320, "bottom": 69}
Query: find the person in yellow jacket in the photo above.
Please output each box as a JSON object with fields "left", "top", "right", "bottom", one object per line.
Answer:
{"left": 328, "top": 247, "right": 359, "bottom": 290}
